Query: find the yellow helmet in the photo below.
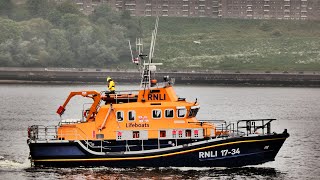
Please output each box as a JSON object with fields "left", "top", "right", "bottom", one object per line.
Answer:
{"left": 107, "top": 77, "right": 111, "bottom": 81}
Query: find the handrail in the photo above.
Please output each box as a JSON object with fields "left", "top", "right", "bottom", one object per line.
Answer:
{"left": 195, "top": 118, "right": 277, "bottom": 137}
{"left": 236, "top": 119, "right": 275, "bottom": 136}
{"left": 28, "top": 125, "right": 90, "bottom": 145}
{"left": 99, "top": 103, "right": 113, "bottom": 131}
{"left": 28, "top": 119, "right": 278, "bottom": 153}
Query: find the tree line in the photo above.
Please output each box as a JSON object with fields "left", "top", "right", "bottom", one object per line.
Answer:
{"left": 0, "top": 0, "right": 142, "bottom": 68}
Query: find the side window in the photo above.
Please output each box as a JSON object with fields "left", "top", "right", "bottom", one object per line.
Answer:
{"left": 172, "top": 130, "right": 177, "bottom": 138}
{"left": 165, "top": 109, "right": 174, "bottom": 118}
{"left": 117, "top": 131, "right": 122, "bottom": 140}
{"left": 188, "top": 107, "right": 200, "bottom": 118}
{"left": 186, "top": 129, "right": 191, "bottom": 137}
{"left": 160, "top": 130, "right": 166, "bottom": 138}
{"left": 178, "top": 130, "right": 183, "bottom": 138}
{"left": 133, "top": 131, "right": 140, "bottom": 139}
{"left": 152, "top": 109, "right": 162, "bottom": 119}
{"left": 117, "top": 111, "right": 124, "bottom": 121}
{"left": 177, "top": 108, "right": 186, "bottom": 118}
{"left": 128, "top": 110, "right": 135, "bottom": 121}
{"left": 194, "top": 130, "right": 199, "bottom": 138}
{"left": 188, "top": 109, "right": 193, "bottom": 117}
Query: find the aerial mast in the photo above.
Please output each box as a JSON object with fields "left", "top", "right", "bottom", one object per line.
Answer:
{"left": 140, "top": 16, "right": 162, "bottom": 89}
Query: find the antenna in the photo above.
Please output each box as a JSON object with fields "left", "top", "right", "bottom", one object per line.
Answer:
{"left": 148, "top": 16, "right": 159, "bottom": 64}
{"left": 128, "top": 40, "right": 134, "bottom": 61}
{"left": 140, "top": 16, "right": 162, "bottom": 89}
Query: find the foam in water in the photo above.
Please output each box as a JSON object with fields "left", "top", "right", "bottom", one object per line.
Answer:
{"left": 0, "top": 157, "right": 30, "bottom": 169}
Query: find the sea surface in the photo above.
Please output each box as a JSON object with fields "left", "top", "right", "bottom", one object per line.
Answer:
{"left": 0, "top": 84, "right": 319, "bottom": 179}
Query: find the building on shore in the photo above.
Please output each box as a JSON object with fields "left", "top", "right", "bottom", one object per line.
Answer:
{"left": 63, "top": 0, "right": 320, "bottom": 20}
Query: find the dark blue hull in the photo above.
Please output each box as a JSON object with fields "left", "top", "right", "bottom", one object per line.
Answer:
{"left": 28, "top": 132, "right": 289, "bottom": 167}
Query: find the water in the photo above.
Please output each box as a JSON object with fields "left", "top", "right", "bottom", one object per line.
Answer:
{"left": 0, "top": 84, "right": 319, "bottom": 179}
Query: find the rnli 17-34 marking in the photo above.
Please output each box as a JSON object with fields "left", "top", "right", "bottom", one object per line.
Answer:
{"left": 199, "top": 148, "right": 241, "bottom": 159}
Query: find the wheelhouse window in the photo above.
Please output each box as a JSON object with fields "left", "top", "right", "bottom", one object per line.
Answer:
{"left": 117, "top": 111, "right": 124, "bottom": 121}
{"left": 165, "top": 109, "right": 174, "bottom": 118}
{"left": 152, "top": 109, "right": 162, "bottom": 119}
{"left": 177, "top": 107, "right": 186, "bottom": 118}
{"left": 188, "top": 106, "right": 200, "bottom": 118}
{"left": 128, "top": 110, "right": 135, "bottom": 121}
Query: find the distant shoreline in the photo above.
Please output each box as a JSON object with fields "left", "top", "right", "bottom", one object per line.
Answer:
{"left": 0, "top": 67, "right": 320, "bottom": 87}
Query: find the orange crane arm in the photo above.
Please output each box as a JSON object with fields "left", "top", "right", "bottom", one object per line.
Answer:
{"left": 56, "top": 91, "right": 101, "bottom": 121}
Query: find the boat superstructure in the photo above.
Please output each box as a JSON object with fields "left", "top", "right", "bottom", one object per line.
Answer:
{"left": 27, "top": 18, "right": 289, "bottom": 167}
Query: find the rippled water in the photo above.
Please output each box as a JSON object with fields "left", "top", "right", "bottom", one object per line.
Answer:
{"left": 0, "top": 84, "right": 319, "bottom": 179}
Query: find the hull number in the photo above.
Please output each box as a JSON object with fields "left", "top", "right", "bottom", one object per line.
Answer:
{"left": 199, "top": 148, "right": 241, "bottom": 159}
{"left": 221, "top": 148, "right": 240, "bottom": 156}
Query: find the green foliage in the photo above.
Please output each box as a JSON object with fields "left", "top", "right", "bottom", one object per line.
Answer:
{"left": 0, "top": 2, "right": 143, "bottom": 68}
{"left": 271, "top": 29, "right": 282, "bottom": 37}
{"left": 20, "top": 18, "right": 53, "bottom": 40}
{"left": 0, "top": 0, "right": 14, "bottom": 16}
{"left": 0, "top": 17, "right": 22, "bottom": 43}
{"left": 26, "top": 0, "right": 48, "bottom": 18}
{"left": 46, "top": 8, "right": 62, "bottom": 26}
{"left": 56, "top": 1, "right": 80, "bottom": 15}
{"left": 259, "top": 21, "right": 273, "bottom": 32}
{"left": 9, "top": 4, "right": 31, "bottom": 21}
{"left": 140, "top": 17, "right": 320, "bottom": 71}
{"left": 4, "top": 3, "right": 318, "bottom": 71}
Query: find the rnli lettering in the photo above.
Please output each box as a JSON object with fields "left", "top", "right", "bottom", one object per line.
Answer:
{"left": 148, "top": 93, "right": 166, "bottom": 101}
{"left": 126, "top": 123, "right": 150, "bottom": 128}
{"left": 199, "top": 151, "right": 217, "bottom": 159}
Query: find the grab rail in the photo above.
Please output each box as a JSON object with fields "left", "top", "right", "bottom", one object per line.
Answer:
{"left": 198, "top": 118, "right": 277, "bottom": 138}
{"left": 236, "top": 119, "right": 276, "bottom": 136}
{"left": 28, "top": 125, "right": 90, "bottom": 149}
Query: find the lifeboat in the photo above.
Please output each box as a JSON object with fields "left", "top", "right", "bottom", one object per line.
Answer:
{"left": 27, "top": 17, "right": 289, "bottom": 167}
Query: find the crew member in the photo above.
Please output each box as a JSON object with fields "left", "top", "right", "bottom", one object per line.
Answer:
{"left": 106, "top": 77, "right": 115, "bottom": 95}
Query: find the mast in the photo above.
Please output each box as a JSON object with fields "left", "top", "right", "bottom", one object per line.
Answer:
{"left": 140, "top": 16, "right": 162, "bottom": 89}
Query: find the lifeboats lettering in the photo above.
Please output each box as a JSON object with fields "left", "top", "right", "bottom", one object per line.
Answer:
{"left": 148, "top": 93, "right": 166, "bottom": 100}
{"left": 126, "top": 123, "right": 150, "bottom": 128}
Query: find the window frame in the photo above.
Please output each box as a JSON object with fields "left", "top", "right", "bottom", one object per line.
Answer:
{"left": 165, "top": 109, "right": 174, "bottom": 118}
{"left": 133, "top": 131, "right": 140, "bottom": 139}
{"left": 186, "top": 129, "right": 192, "bottom": 137}
{"left": 188, "top": 106, "right": 200, "bottom": 118}
{"left": 160, "top": 130, "right": 166, "bottom": 138}
{"left": 116, "top": 111, "right": 124, "bottom": 122}
{"left": 128, "top": 110, "right": 136, "bottom": 121}
{"left": 152, "top": 109, "right": 162, "bottom": 119}
{"left": 177, "top": 106, "right": 187, "bottom": 118}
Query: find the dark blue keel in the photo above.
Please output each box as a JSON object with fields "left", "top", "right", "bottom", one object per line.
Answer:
{"left": 29, "top": 132, "right": 289, "bottom": 167}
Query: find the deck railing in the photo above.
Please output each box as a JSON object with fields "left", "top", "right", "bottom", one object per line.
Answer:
{"left": 200, "top": 118, "right": 276, "bottom": 138}
{"left": 28, "top": 125, "right": 90, "bottom": 149}
{"left": 28, "top": 119, "right": 277, "bottom": 153}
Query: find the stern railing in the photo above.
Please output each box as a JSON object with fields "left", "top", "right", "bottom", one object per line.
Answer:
{"left": 28, "top": 125, "right": 90, "bottom": 149}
